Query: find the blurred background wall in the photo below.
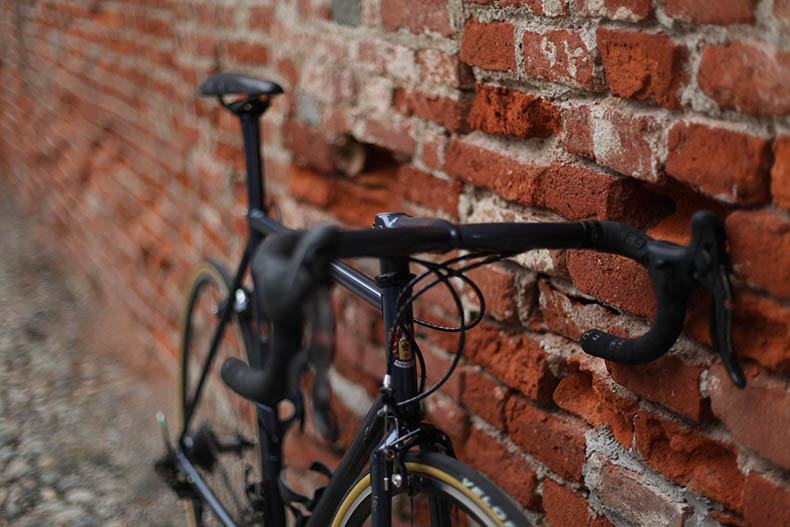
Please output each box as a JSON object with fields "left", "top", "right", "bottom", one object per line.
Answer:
{"left": 1, "top": 0, "right": 789, "bottom": 524}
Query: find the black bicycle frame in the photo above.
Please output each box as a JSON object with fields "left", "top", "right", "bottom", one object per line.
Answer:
{"left": 175, "top": 105, "right": 421, "bottom": 527}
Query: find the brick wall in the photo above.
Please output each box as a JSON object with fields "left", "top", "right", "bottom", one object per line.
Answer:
{"left": 2, "top": 0, "right": 790, "bottom": 525}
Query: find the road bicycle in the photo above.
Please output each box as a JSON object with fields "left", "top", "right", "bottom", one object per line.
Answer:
{"left": 155, "top": 72, "right": 746, "bottom": 527}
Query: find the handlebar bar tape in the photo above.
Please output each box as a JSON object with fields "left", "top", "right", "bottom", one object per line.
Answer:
{"left": 221, "top": 322, "right": 305, "bottom": 407}
{"left": 579, "top": 221, "right": 696, "bottom": 364}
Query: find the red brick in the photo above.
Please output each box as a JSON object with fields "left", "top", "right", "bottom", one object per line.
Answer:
{"left": 566, "top": 250, "right": 653, "bottom": 318}
{"left": 553, "top": 358, "right": 638, "bottom": 447}
{"left": 460, "top": 19, "right": 515, "bottom": 72}
{"left": 587, "top": 453, "right": 691, "bottom": 526}
{"left": 726, "top": 209, "right": 790, "bottom": 299}
{"left": 283, "top": 120, "right": 334, "bottom": 174}
{"left": 468, "top": 84, "right": 559, "bottom": 139}
{"left": 607, "top": 355, "right": 707, "bottom": 421}
{"left": 416, "top": 49, "right": 474, "bottom": 89}
{"left": 543, "top": 479, "right": 613, "bottom": 527}
{"left": 698, "top": 41, "right": 790, "bottom": 116}
{"left": 287, "top": 165, "right": 403, "bottom": 227}
{"left": 776, "top": 0, "right": 790, "bottom": 25}
{"left": 446, "top": 139, "right": 663, "bottom": 225}
{"left": 463, "top": 427, "right": 540, "bottom": 509}
{"left": 728, "top": 291, "right": 790, "bottom": 375}
{"left": 743, "top": 472, "right": 790, "bottom": 526}
{"left": 771, "top": 135, "right": 790, "bottom": 208}
{"left": 560, "top": 105, "right": 664, "bottom": 182}
{"left": 634, "top": 411, "right": 744, "bottom": 511}
{"left": 597, "top": 29, "right": 686, "bottom": 109}
{"left": 419, "top": 129, "right": 447, "bottom": 171}
{"left": 709, "top": 362, "right": 790, "bottom": 471}
{"left": 425, "top": 395, "right": 470, "bottom": 448}
{"left": 397, "top": 165, "right": 461, "bottom": 218}
{"left": 522, "top": 29, "right": 603, "bottom": 90}
{"left": 664, "top": 0, "right": 754, "bottom": 25}
{"left": 465, "top": 265, "right": 519, "bottom": 322}
{"left": 355, "top": 117, "right": 416, "bottom": 156}
{"left": 381, "top": 0, "right": 451, "bottom": 37}
{"left": 537, "top": 279, "right": 617, "bottom": 341}
{"left": 666, "top": 122, "right": 771, "bottom": 205}
{"left": 248, "top": 6, "right": 274, "bottom": 32}
{"left": 461, "top": 368, "right": 511, "bottom": 428}
{"left": 421, "top": 345, "right": 463, "bottom": 400}
{"left": 571, "top": 0, "right": 653, "bottom": 21}
{"left": 393, "top": 88, "right": 471, "bottom": 132}
{"left": 462, "top": 323, "right": 558, "bottom": 402}
{"left": 225, "top": 41, "right": 268, "bottom": 64}
{"left": 505, "top": 394, "right": 588, "bottom": 481}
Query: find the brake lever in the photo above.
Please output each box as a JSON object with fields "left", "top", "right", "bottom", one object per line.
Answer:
{"left": 688, "top": 211, "right": 746, "bottom": 387}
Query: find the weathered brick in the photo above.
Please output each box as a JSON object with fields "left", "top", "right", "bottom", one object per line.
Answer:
{"left": 463, "top": 427, "right": 540, "bottom": 509}
{"left": 522, "top": 29, "right": 603, "bottom": 91}
{"left": 393, "top": 88, "right": 471, "bottom": 132}
{"left": 416, "top": 49, "right": 474, "bottom": 89}
{"left": 225, "top": 41, "right": 268, "bottom": 64}
{"left": 469, "top": 84, "right": 558, "bottom": 139}
{"left": 709, "top": 363, "right": 790, "bottom": 472}
{"left": 726, "top": 209, "right": 790, "bottom": 299}
{"left": 381, "top": 0, "right": 451, "bottom": 37}
{"left": 664, "top": 0, "right": 754, "bottom": 25}
{"left": 553, "top": 357, "right": 638, "bottom": 447}
{"left": 283, "top": 120, "right": 334, "bottom": 174}
{"left": 419, "top": 129, "right": 447, "bottom": 171}
{"left": 506, "top": 394, "right": 588, "bottom": 481}
{"left": 571, "top": 0, "right": 652, "bottom": 21}
{"left": 560, "top": 104, "right": 664, "bottom": 182}
{"left": 743, "top": 472, "right": 790, "bottom": 526}
{"left": 461, "top": 322, "right": 558, "bottom": 402}
{"left": 698, "top": 41, "right": 790, "bottom": 116}
{"left": 461, "top": 368, "right": 511, "bottom": 428}
{"left": 460, "top": 19, "right": 515, "bottom": 71}
{"left": 465, "top": 264, "right": 520, "bottom": 322}
{"left": 425, "top": 395, "right": 470, "bottom": 448}
{"left": 446, "top": 139, "right": 664, "bottom": 225}
{"left": 248, "top": 6, "right": 274, "bottom": 32}
{"left": 731, "top": 292, "right": 790, "bottom": 375}
{"left": 776, "top": 0, "right": 790, "bottom": 25}
{"left": 566, "top": 250, "right": 653, "bottom": 318}
{"left": 666, "top": 122, "right": 771, "bottom": 205}
{"left": 634, "top": 411, "right": 744, "bottom": 511}
{"left": 587, "top": 453, "right": 691, "bottom": 526}
{"left": 353, "top": 116, "right": 416, "bottom": 156}
{"left": 397, "top": 165, "right": 461, "bottom": 218}
{"left": 607, "top": 356, "right": 707, "bottom": 421}
{"left": 771, "top": 135, "right": 790, "bottom": 208}
{"left": 543, "top": 479, "right": 614, "bottom": 527}
{"left": 598, "top": 29, "right": 687, "bottom": 109}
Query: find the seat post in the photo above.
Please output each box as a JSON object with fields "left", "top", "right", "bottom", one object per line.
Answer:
{"left": 232, "top": 97, "right": 271, "bottom": 251}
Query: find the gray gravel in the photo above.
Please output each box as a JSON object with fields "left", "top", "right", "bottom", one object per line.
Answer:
{"left": 0, "top": 194, "right": 184, "bottom": 526}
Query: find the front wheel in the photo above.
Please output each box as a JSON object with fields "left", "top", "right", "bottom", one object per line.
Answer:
{"left": 332, "top": 451, "right": 531, "bottom": 527}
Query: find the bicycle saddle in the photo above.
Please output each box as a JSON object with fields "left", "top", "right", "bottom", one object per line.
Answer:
{"left": 200, "top": 72, "right": 283, "bottom": 97}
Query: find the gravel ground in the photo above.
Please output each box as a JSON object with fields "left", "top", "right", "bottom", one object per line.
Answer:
{"left": 0, "top": 194, "right": 185, "bottom": 526}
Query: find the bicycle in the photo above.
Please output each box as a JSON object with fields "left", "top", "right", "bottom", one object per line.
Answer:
{"left": 155, "top": 72, "right": 746, "bottom": 527}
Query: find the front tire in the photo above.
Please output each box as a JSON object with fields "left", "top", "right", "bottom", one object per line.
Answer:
{"left": 332, "top": 451, "right": 532, "bottom": 527}
{"left": 178, "top": 260, "right": 263, "bottom": 526}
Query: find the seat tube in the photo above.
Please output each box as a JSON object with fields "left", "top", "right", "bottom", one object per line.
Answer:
{"left": 239, "top": 112, "right": 265, "bottom": 250}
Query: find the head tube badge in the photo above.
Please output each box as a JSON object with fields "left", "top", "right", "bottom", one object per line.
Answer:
{"left": 393, "top": 333, "right": 415, "bottom": 368}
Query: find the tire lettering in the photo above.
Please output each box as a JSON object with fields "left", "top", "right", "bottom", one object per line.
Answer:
{"left": 461, "top": 477, "right": 512, "bottom": 524}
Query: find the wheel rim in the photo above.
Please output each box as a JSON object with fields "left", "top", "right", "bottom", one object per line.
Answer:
{"left": 178, "top": 263, "right": 263, "bottom": 526}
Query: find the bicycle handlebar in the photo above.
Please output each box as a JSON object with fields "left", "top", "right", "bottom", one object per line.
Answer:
{"left": 222, "top": 211, "right": 745, "bottom": 409}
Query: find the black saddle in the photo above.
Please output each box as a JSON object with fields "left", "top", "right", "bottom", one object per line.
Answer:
{"left": 200, "top": 73, "right": 283, "bottom": 97}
